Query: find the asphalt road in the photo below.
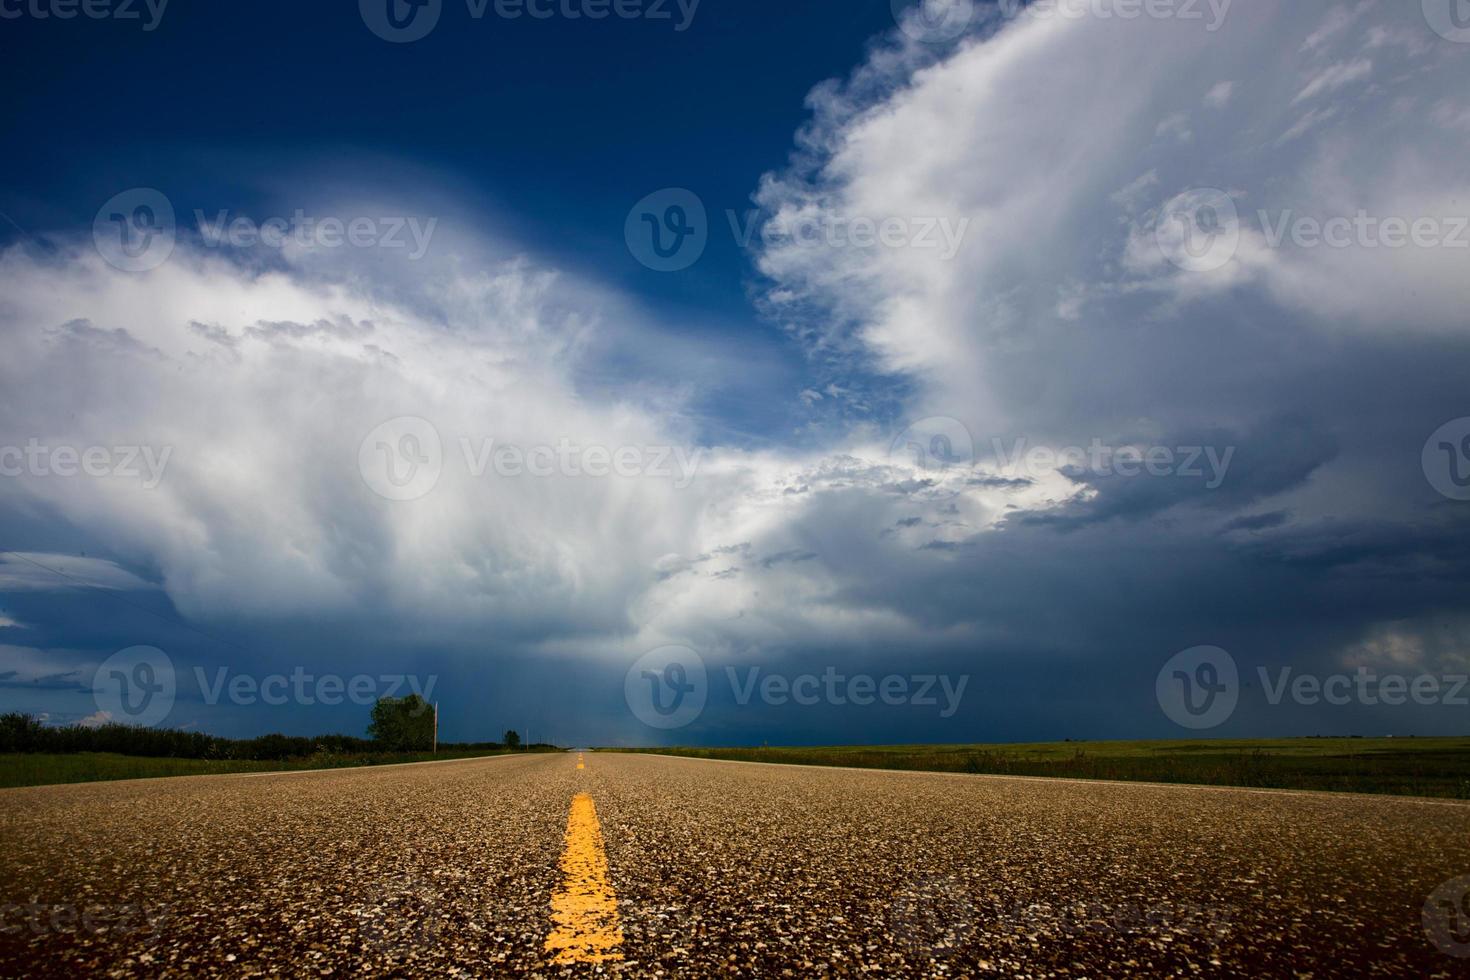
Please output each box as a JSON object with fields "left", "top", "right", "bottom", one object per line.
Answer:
{"left": 2, "top": 753, "right": 1469, "bottom": 977}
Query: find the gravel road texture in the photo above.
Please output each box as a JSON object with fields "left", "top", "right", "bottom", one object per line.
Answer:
{"left": 3, "top": 752, "right": 1467, "bottom": 976}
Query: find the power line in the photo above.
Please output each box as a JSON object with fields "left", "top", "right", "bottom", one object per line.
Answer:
{"left": 0, "top": 550, "right": 252, "bottom": 654}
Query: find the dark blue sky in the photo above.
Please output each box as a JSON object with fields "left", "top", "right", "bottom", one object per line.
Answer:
{"left": 1, "top": 0, "right": 925, "bottom": 456}
{"left": 1, "top": 0, "right": 896, "bottom": 319}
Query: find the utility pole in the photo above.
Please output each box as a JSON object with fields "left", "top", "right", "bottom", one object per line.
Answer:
{"left": 433, "top": 702, "right": 438, "bottom": 755}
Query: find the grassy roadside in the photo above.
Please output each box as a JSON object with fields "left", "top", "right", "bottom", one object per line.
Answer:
{"left": 0, "top": 748, "right": 542, "bottom": 789}
{"left": 604, "top": 737, "right": 1470, "bottom": 799}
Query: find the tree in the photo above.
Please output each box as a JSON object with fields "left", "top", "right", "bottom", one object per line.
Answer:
{"left": 368, "top": 695, "right": 434, "bottom": 751}
{"left": 0, "top": 713, "right": 43, "bottom": 753}
{"left": 503, "top": 729, "right": 522, "bottom": 750}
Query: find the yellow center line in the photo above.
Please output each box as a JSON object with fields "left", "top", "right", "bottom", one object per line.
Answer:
{"left": 545, "top": 792, "right": 624, "bottom": 965}
{"left": 577, "top": 752, "right": 585, "bottom": 770}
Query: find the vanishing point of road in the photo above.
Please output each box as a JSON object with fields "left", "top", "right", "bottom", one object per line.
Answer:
{"left": 2, "top": 753, "right": 1468, "bottom": 977}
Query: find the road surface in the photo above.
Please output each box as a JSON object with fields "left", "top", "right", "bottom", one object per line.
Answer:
{"left": 2, "top": 752, "right": 1468, "bottom": 976}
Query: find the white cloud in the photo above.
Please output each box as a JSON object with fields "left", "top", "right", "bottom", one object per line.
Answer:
{"left": 1154, "top": 111, "right": 1192, "bottom": 143}
{"left": 1337, "top": 619, "right": 1470, "bottom": 675}
{"left": 1292, "top": 58, "right": 1373, "bottom": 105}
{"left": 749, "top": 0, "right": 1469, "bottom": 514}
{"left": 1432, "top": 101, "right": 1470, "bottom": 131}
{"left": 1300, "top": 1, "right": 1372, "bottom": 54}
{"left": 413, "top": 1, "right": 1470, "bottom": 676}
{"left": 1110, "top": 169, "right": 1160, "bottom": 211}
{"left": 1277, "top": 105, "right": 1340, "bottom": 144}
{"left": 1203, "top": 81, "right": 1235, "bottom": 108}
{"left": 0, "top": 239, "right": 720, "bottom": 634}
{"left": 0, "top": 223, "right": 1063, "bottom": 663}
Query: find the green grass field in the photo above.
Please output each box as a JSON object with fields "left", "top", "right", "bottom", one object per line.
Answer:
{"left": 608, "top": 738, "right": 1470, "bottom": 799}
{"left": 0, "top": 749, "right": 532, "bottom": 789}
